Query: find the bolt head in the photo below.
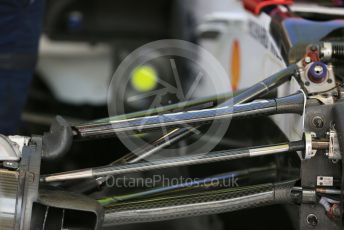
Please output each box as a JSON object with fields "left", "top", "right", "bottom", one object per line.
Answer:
{"left": 306, "top": 214, "right": 318, "bottom": 227}
{"left": 314, "top": 65, "right": 324, "bottom": 74}
{"left": 308, "top": 62, "right": 328, "bottom": 83}
{"left": 312, "top": 116, "right": 324, "bottom": 129}
{"left": 305, "top": 57, "right": 312, "bottom": 64}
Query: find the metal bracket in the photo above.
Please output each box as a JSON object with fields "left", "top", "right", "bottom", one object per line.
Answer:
{"left": 326, "top": 129, "right": 341, "bottom": 161}
{"left": 0, "top": 135, "right": 22, "bottom": 161}
{"left": 303, "top": 132, "right": 317, "bottom": 160}
{"left": 297, "top": 57, "right": 336, "bottom": 95}
{"left": 8, "top": 135, "right": 30, "bottom": 153}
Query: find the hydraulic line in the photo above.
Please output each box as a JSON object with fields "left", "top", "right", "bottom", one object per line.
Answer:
{"left": 73, "top": 92, "right": 305, "bottom": 138}
{"left": 102, "top": 180, "right": 297, "bottom": 226}
{"left": 41, "top": 140, "right": 305, "bottom": 183}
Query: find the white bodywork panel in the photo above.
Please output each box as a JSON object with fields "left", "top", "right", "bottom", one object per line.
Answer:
{"left": 197, "top": 8, "right": 304, "bottom": 141}
{"left": 37, "top": 36, "right": 113, "bottom": 105}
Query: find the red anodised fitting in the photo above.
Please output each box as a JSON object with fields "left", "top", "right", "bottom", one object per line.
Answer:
{"left": 243, "top": 0, "right": 294, "bottom": 15}
{"left": 303, "top": 45, "right": 321, "bottom": 67}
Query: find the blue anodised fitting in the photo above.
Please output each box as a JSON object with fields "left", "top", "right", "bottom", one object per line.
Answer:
{"left": 307, "top": 62, "right": 328, "bottom": 83}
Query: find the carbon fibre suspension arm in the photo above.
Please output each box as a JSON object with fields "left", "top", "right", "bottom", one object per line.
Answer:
{"left": 41, "top": 91, "right": 315, "bottom": 183}
{"left": 74, "top": 92, "right": 304, "bottom": 138}
{"left": 73, "top": 64, "right": 298, "bottom": 139}
{"left": 102, "top": 180, "right": 297, "bottom": 226}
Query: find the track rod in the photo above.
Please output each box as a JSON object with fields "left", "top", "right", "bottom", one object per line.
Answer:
{"left": 41, "top": 140, "right": 305, "bottom": 183}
